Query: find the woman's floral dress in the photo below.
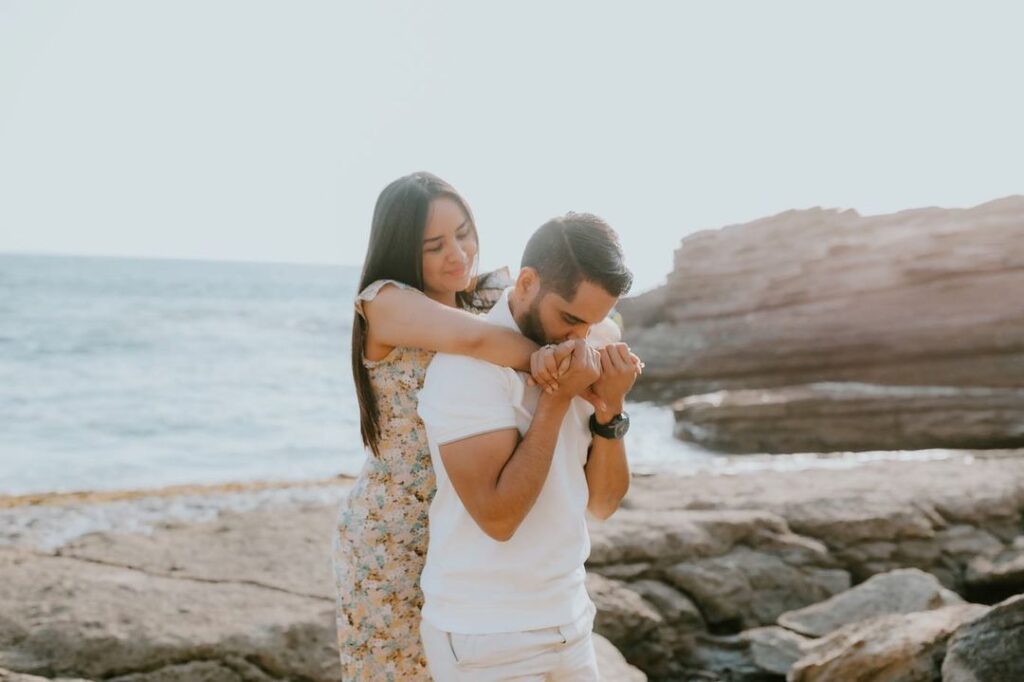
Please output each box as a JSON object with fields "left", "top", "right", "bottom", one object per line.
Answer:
{"left": 333, "top": 272, "right": 509, "bottom": 681}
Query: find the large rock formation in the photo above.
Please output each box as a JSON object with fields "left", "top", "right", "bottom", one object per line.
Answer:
{"left": 621, "top": 196, "right": 1024, "bottom": 453}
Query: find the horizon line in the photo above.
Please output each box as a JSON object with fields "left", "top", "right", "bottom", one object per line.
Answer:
{"left": 0, "top": 248, "right": 362, "bottom": 270}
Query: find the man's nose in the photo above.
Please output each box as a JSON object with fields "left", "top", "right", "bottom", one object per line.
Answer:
{"left": 566, "top": 326, "right": 590, "bottom": 341}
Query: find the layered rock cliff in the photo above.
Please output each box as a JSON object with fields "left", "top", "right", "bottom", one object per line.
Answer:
{"left": 621, "top": 196, "right": 1024, "bottom": 453}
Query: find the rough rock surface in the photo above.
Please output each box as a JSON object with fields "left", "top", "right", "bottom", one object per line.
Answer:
{"left": 0, "top": 546, "right": 341, "bottom": 681}
{"left": 585, "top": 454, "right": 1024, "bottom": 679}
{"left": 2, "top": 454, "right": 1023, "bottom": 681}
{"left": 788, "top": 604, "right": 989, "bottom": 682}
{"left": 622, "top": 454, "right": 1024, "bottom": 590}
{"left": 0, "top": 491, "right": 646, "bottom": 682}
{"left": 941, "top": 594, "right": 1024, "bottom": 682}
{"left": 0, "top": 670, "right": 89, "bottom": 682}
{"left": 673, "top": 383, "right": 1024, "bottom": 454}
{"left": 621, "top": 196, "right": 1024, "bottom": 404}
{"left": 777, "top": 568, "right": 964, "bottom": 637}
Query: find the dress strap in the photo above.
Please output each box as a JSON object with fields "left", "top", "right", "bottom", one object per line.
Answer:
{"left": 354, "top": 279, "right": 419, "bottom": 319}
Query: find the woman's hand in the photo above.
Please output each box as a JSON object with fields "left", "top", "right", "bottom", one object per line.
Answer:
{"left": 527, "top": 340, "right": 575, "bottom": 393}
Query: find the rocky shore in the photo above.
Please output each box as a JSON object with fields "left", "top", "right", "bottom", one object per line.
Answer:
{"left": 2, "top": 451, "right": 1022, "bottom": 681}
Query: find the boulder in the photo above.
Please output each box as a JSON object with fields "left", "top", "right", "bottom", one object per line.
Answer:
{"left": 587, "top": 573, "right": 664, "bottom": 646}
{"left": 589, "top": 508, "right": 849, "bottom": 632}
{"left": 777, "top": 568, "right": 963, "bottom": 637}
{"left": 788, "top": 604, "right": 989, "bottom": 682}
{"left": 664, "top": 546, "right": 849, "bottom": 631}
{"left": 942, "top": 594, "right": 1024, "bottom": 682}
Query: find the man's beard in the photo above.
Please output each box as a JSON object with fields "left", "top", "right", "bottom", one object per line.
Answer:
{"left": 518, "top": 295, "right": 553, "bottom": 346}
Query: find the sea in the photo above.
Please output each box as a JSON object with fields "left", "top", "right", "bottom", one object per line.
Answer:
{"left": 1, "top": 253, "right": 960, "bottom": 497}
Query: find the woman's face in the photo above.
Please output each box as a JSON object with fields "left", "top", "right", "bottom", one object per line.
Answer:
{"left": 421, "top": 196, "right": 478, "bottom": 299}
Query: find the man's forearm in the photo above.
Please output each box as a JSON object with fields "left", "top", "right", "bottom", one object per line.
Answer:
{"left": 585, "top": 404, "right": 630, "bottom": 519}
{"left": 490, "top": 393, "right": 571, "bottom": 537}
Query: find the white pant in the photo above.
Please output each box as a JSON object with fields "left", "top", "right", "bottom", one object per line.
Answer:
{"left": 420, "top": 603, "right": 599, "bottom": 681}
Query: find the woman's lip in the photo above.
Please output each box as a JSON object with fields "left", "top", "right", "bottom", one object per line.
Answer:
{"left": 445, "top": 265, "right": 468, "bottom": 276}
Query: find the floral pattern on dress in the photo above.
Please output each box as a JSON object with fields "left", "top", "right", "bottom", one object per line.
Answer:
{"left": 333, "top": 270, "right": 510, "bottom": 681}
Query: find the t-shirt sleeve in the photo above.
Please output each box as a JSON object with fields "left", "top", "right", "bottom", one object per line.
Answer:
{"left": 418, "top": 354, "right": 519, "bottom": 445}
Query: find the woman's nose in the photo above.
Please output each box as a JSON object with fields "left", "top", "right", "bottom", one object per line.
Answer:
{"left": 447, "top": 239, "right": 467, "bottom": 263}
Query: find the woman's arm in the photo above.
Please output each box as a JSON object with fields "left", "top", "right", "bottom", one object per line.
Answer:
{"left": 361, "top": 284, "right": 537, "bottom": 371}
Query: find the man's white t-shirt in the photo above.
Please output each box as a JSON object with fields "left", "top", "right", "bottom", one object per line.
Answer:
{"left": 416, "top": 289, "right": 595, "bottom": 635}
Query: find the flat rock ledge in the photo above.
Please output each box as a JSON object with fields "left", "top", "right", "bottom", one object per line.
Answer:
{"left": 673, "top": 382, "right": 1024, "bottom": 454}
{"left": 2, "top": 453, "right": 1023, "bottom": 681}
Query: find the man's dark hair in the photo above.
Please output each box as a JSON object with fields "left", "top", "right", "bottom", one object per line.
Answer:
{"left": 521, "top": 212, "right": 633, "bottom": 300}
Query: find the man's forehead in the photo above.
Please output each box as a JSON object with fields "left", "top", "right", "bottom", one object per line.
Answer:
{"left": 546, "top": 281, "right": 616, "bottom": 322}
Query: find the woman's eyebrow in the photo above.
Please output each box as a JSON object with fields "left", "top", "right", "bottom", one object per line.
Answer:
{"left": 422, "top": 220, "right": 469, "bottom": 244}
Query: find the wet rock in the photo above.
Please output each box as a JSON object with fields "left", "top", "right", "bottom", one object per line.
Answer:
{"left": 777, "top": 568, "right": 963, "bottom": 637}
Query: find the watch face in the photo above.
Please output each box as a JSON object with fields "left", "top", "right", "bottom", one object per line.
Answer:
{"left": 611, "top": 414, "right": 629, "bottom": 438}
{"left": 592, "top": 412, "right": 629, "bottom": 438}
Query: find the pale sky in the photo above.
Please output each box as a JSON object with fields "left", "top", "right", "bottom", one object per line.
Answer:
{"left": 1, "top": 1, "right": 1022, "bottom": 292}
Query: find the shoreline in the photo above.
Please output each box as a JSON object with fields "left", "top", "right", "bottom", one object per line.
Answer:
{"left": 0, "top": 474, "right": 356, "bottom": 510}
{"left": 2, "top": 446, "right": 1002, "bottom": 510}
{"left": 0, "top": 475, "right": 356, "bottom": 553}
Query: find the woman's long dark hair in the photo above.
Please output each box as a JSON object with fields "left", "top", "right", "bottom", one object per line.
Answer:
{"left": 353, "top": 172, "right": 479, "bottom": 456}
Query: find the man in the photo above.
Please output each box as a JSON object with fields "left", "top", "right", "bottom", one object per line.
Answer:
{"left": 416, "top": 212, "right": 639, "bottom": 680}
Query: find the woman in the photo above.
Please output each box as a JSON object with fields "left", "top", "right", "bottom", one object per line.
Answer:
{"left": 333, "top": 172, "right": 568, "bottom": 680}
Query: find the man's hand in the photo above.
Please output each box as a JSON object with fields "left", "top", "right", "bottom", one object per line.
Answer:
{"left": 591, "top": 343, "right": 641, "bottom": 421}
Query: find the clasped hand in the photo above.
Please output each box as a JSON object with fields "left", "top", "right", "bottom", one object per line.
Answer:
{"left": 527, "top": 339, "right": 642, "bottom": 412}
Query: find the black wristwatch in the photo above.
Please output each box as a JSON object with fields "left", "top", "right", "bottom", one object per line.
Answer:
{"left": 589, "top": 411, "right": 630, "bottom": 439}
